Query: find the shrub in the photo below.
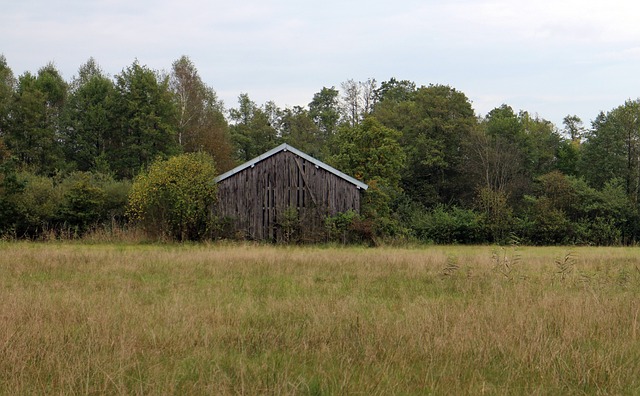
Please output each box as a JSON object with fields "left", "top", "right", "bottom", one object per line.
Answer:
{"left": 127, "top": 152, "right": 218, "bottom": 241}
{"left": 0, "top": 160, "right": 25, "bottom": 236}
{"left": 14, "top": 172, "right": 60, "bottom": 237}
{"left": 8, "top": 171, "right": 131, "bottom": 239}
{"left": 409, "top": 204, "right": 486, "bottom": 244}
{"left": 324, "top": 210, "right": 375, "bottom": 245}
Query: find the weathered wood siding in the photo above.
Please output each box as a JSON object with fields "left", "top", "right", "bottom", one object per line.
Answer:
{"left": 216, "top": 150, "right": 362, "bottom": 241}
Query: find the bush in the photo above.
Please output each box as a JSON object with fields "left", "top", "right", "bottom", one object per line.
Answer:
{"left": 409, "top": 204, "right": 486, "bottom": 244}
{"left": 325, "top": 210, "right": 375, "bottom": 245}
{"left": 0, "top": 160, "right": 25, "bottom": 236}
{"left": 574, "top": 217, "right": 622, "bottom": 246}
{"left": 127, "top": 152, "right": 218, "bottom": 241}
{"left": 15, "top": 172, "right": 60, "bottom": 237}
{"left": 56, "top": 172, "right": 116, "bottom": 236}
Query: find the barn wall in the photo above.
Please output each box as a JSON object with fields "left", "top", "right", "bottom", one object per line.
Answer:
{"left": 216, "top": 150, "right": 362, "bottom": 241}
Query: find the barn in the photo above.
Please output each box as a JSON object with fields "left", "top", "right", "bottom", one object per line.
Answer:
{"left": 214, "top": 143, "right": 368, "bottom": 241}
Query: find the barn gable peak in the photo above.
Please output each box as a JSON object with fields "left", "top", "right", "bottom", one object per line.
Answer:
{"left": 214, "top": 143, "right": 368, "bottom": 190}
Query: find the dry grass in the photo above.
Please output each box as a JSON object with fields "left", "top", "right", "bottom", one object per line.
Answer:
{"left": 1, "top": 242, "right": 639, "bottom": 394}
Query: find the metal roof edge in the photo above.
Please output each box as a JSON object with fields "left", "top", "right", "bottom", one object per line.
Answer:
{"left": 213, "top": 143, "right": 287, "bottom": 183}
{"left": 213, "top": 143, "right": 368, "bottom": 190}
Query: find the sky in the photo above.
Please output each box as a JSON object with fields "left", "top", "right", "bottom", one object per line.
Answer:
{"left": 2, "top": 0, "right": 640, "bottom": 129}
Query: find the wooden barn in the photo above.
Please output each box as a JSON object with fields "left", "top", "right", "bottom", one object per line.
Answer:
{"left": 214, "top": 144, "right": 368, "bottom": 241}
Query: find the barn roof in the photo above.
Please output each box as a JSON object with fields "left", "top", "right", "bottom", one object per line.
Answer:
{"left": 214, "top": 143, "right": 369, "bottom": 190}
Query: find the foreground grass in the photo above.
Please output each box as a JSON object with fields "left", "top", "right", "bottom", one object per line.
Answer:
{"left": 1, "top": 243, "right": 639, "bottom": 395}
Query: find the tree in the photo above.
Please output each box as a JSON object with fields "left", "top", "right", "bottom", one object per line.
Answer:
{"left": 278, "top": 106, "right": 323, "bottom": 158}
{"left": 61, "top": 58, "right": 115, "bottom": 172}
{"left": 339, "top": 78, "right": 377, "bottom": 127}
{"left": 374, "top": 84, "right": 477, "bottom": 207}
{"left": 563, "top": 114, "right": 584, "bottom": 142}
{"left": 170, "top": 56, "right": 235, "bottom": 172}
{"left": 127, "top": 152, "right": 218, "bottom": 241}
{"left": 329, "top": 117, "right": 405, "bottom": 234}
{"left": 469, "top": 105, "right": 562, "bottom": 206}
{"left": 468, "top": 125, "right": 523, "bottom": 196}
{"left": 556, "top": 115, "right": 584, "bottom": 176}
{"left": 374, "top": 78, "right": 416, "bottom": 103}
{"left": 6, "top": 64, "right": 67, "bottom": 174}
{"left": 581, "top": 100, "right": 640, "bottom": 203}
{"left": 0, "top": 55, "right": 16, "bottom": 139}
{"left": 308, "top": 86, "right": 340, "bottom": 151}
{"left": 109, "top": 61, "right": 180, "bottom": 179}
{"left": 229, "top": 93, "right": 279, "bottom": 161}
{"left": 340, "top": 79, "right": 362, "bottom": 128}
{"left": 0, "top": 158, "right": 24, "bottom": 236}
{"left": 518, "top": 111, "right": 562, "bottom": 178}
{"left": 466, "top": 106, "right": 526, "bottom": 241}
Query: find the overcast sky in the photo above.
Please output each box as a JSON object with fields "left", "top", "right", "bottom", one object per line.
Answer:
{"left": 2, "top": 0, "right": 639, "bottom": 128}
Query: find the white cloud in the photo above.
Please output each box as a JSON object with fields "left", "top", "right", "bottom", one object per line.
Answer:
{"left": 383, "top": 0, "right": 640, "bottom": 48}
{"left": 2, "top": 0, "right": 639, "bottom": 126}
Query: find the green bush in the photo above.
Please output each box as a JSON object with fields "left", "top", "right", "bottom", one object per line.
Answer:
{"left": 127, "top": 152, "right": 218, "bottom": 241}
{"left": 0, "top": 160, "right": 25, "bottom": 236}
{"left": 0, "top": 170, "right": 131, "bottom": 239}
{"left": 573, "top": 217, "right": 622, "bottom": 246}
{"left": 411, "top": 205, "right": 486, "bottom": 244}
{"left": 324, "top": 210, "right": 375, "bottom": 244}
{"left": 15, "top": 172, "right": 60, "bottom": 237}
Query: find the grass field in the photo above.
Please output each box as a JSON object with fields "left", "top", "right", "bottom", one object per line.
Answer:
{"left": 1, "top": 242, "right": 639, "bottom": 395}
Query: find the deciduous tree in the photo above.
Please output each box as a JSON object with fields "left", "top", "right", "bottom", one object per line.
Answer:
{"left": 278, "top": 106, "right": 323, "bottom": 158}
{"left": 109, "top": 61, "right": 180, "bottom": 178}
{"left": 229, "top": 93, "right": 279, "bottom": 161}
{"left": 329, "top": 117, "right": 405, "bottom": 233}
{"left": 127, "top": 152, "right": 218, "bottom": 240}
{"left": 6, "top": 64, "right": 67, "bottom": 174}
{"left": 170, "top": 56, "right": 234, "bottom": 172}
{"left": 0, "top": 55, "right": 16, "bottom": 139}
{"left": 309, "top": 87, "right": 340, "bottom": 157}
{"left": 374, "top": 84, "right": 477, "bottom": 207}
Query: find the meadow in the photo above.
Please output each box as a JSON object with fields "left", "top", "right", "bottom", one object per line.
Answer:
{"left": 1, "top": 242, "right": 639, "bottom": 395}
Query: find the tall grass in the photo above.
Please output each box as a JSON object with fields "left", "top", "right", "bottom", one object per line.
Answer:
{"left": 1, "top": 243, "right": 639, "bottom": 394}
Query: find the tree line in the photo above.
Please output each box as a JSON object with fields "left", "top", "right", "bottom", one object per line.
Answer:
{"left": 0, "top": 54, "right": 639, "bottom": 244}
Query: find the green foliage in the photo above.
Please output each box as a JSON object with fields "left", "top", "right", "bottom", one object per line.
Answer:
{"left": 277, "top": 106, "right": 324, "bottom": 159}
{"left": 0, "top": 55, "right": 16, "bottom": 137}
{"left": 470, "top": 105, "right": 562, "bottom": 209}
{"left": 373, "top": 84, "right": 477, "bottom": 206}
{"left": 520, "top": 172, "right": 639, "bottom": 245}
{"left": 4, "top": 53, "right": 640, "bottom": 245}
{"left": 374, "top": 78, "right": 416, "bottom": 103}
{"left": 14, "top": 172, "right": 60, "bottom": 236}
{"left": 56, "top": 172, "right": 129, "bottom": 235}
{"left": 6, "top": 66, "right": 67, "bottom": 174}
{"left": 308, "top": 87, "right": 340, "bottom": 143}
{"left": 277, "top": 206, "right": 301, "bottom": 244}
{"left": 170, "top": 56, "right": 235, "bottom": 173}
{"left": 0, "top": 159, "right": 24, "bottom": 235}
{"left": 109, "top": 61, "right": 180, "bottom": 179}
{"left": 522, "top": 196, "right": 572, "bottom": 245}
{"left": 402, "top": 203, "right": 486, "bottom": 244}
{"left": 580, "top": 100, "right": 640, "bottom": 204}
{"left": 329, "top": 117, "right": 405, "bottom": 236}
{"left": 229, "top": 94, "right": 280, "bottom": 162}
{"left": 6, "top": 169, "right": 122, "bottom": 239}
{"left": 475, "top": 187, "right": 514, "bottom": 243}
{"left": 555, "top": 139, "right": 581, "bottom": 176}
{"left": 58, "top": 175, "right": 106, "bottom": 235}
{"left": 61, "top": 59, "right": 115, "bottom": 172}
{"left": 5, "top": 171, "right": 131, "bottom": 238}
{"left": 324, "top": 210, "right": 374, "bottom": 244}
{"left": 127, "top": 152, "right": 218, "bottom": 241}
